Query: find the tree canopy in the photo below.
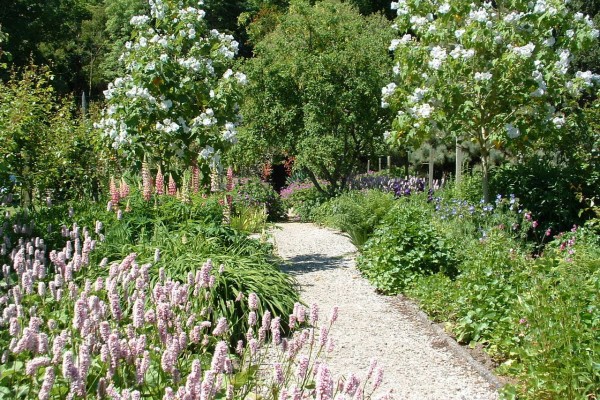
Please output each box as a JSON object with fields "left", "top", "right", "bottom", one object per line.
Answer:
{"left": 240, "top": 0, "right": 394, "bottom": 195}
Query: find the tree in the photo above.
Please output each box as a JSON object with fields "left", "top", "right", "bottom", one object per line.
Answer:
{"left": 241, "top": 0, "right": 394, "bottom": 195}
{"left": 94, "top": 0, "right": 247, "bottom": 175}
{"left": 384, "top": 0, "right": 600, "bottom": 202}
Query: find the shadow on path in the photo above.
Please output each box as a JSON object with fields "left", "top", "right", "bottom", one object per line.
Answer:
{"left": 279, "top": 253, "right": 352, "bottom": 275}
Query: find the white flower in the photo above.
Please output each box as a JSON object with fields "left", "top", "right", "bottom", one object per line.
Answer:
{"left": 389, "top": 39, "right": 401, "bottom": 51}
{"left": 468, "top": 8, "right": 489, "bottom": 23}
{"left": 160, "top": 99, "right": 173, "bottom": 111}
{"left": 392, "top": 63, "right": 400, "bottom": 75}
{"left": 438, "top": 3, "right": 450, "bottom": 14}
{"left": 552, "top": 116, "right": 565, "bottom": 128}
{"left": 410, "top": 16, "right": 428, "bottom": 29}
{"left": 511, "top": 42, "right": 535, "bottom": 58}
{"left": 223, "top": 69, "right": 234, "bottom": 79}
{"left": 575, "top": 70, "right": 600, "bottom": 86}
{"left": 554, "top": 49, "right": 570, "bottom": 74}
{"left": 591, "top": 29, "right": 599, "bottom": 39}
{"left": 533, "top": 0, "right": 547, "bottom": 14}
{"left": 408, "top": 87, "right": 428, "bottom": 103}
{"left": 566, "top": 30, "right": 575, "bottom": 38}
{"left": 474, "top": 71, "right": 493, "bottom": 81}
{"left": 409, "top": 103, "right": 433, "bottom": 118}
{"left": 391, "top": 0, "right": 409, "bottom": 15}
{"left": 130, "top": 15, "right": 150, "bottom": 26}
{"left": 574, "top": 12, "right": 584, "bottom": 20}
{"left": 199, "top": 146, "right": 214, "bottom": 159}
{"left": 235, "top": 72, "right": 247, "bottom": 85}
{"left": 381, "top": 83, "right": 397, "bottom": 99}
{"left": 160, "top": 53, "right": 169, "bottom": 62}
{"left": 505, "top": 123, "right": 520, "bottom": 139}
{"left": 383, "top": 131, "right": 391, "bottom": 140}
{"left": 455, "top": 29, "right": 465, "bottom": 39}
{"left": 428, "top": 46, "right": 447, "bottom": 70}
{"left": 503, "top": 11, "right": 524, "bottom": 23}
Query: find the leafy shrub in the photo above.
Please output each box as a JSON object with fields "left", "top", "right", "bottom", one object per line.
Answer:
{"left": 229, "top": 204, "right": 268, "bottom": 233}
{"left": 490, "top": 156, "right": 598, "bottom": 233}
{"left": 313, "top": 189, "right": 395, "bottom": 248}
{"left": 280, "top": 182, "right": 329, "bottom": 222}
{"left": 356, "top": 196, "right": 459, "bottom": 293}
{"left": 233, "top": 177, "right": 285, "bottom": 221}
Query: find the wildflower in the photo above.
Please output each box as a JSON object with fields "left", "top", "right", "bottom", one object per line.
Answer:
{"left": 168, "top": 174, "right": 177, "bottom": 196}
{"left": 212, "top": 317, "right": 228, "bottom": 336}
{"left": 273, "top": 362, "right": 284, "bottom": 385}
{"left": 296, "top": 355, "right": 309, "bottom": 379}
{"left": 26, "top": 356, "right": 51, "bottom": 376}
{"left": 248, "top": 292, "right": 259, "bottom": 310}
{"left": 39, "top": 367, "right": 55, "bottom": 400}
{"left": 316, "top": 364, "right": 334, "bottom": 400}
{"left": 310, "top": 303, "right": 319, "bottom": 325}
{"left": 156, "top": 167, "right": 165, "bottom": 195}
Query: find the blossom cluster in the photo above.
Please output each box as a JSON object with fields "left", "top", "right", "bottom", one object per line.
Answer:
{"left": 95, "top": 0, "right": 247, "bottom": 170}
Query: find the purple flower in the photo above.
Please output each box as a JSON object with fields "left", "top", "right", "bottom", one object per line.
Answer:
{"left": 296, "top": 355, "right": 309, "bottom": 379}
{"left": 315, "top": 364, "right": 333, "bottom": 400}
{"left": 25, "top": 356, "right": 51, "bottom": 376}
{"left": 273, "top": 362, "right": 284, "bottom": 385}
{"left": 310, "top": 303, "right": 319, "bottom": 325}
{"left": 248, "top": 292, "right": 259, "bottom": 310}
{"left": 39, "top": 367, "right": 55, "bottom": 400}
{"left": 212, "top": 317, "right": 228, "bottom": 336}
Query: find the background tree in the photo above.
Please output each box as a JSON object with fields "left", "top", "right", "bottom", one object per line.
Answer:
{"left": 384, "top": 0, "right": 599, "bottom": 202}
{"left": 240, "top": 0, "right": 394, "bottom": 195}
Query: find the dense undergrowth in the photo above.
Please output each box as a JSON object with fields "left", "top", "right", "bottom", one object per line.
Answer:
{"left": 301, "top": 174, "right": 600, "bottom": 400}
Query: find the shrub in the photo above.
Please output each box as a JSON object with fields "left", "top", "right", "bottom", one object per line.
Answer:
{"left": 0, "top": 231, "right": 387, "bottom": 399}
{"left": 490, "top": 156, "right": 598, "bottom": 233}
{"left": 313, "top": 189, "right": 395, "bottom": 248}
{"left": 280, "top": 182, "right": 329, "bottom": 222}
{"left": 233, "top": 177, "right": 285, "bottom": 221}
{"left": 356, "top": 196, "right": 459, "bottom": 293}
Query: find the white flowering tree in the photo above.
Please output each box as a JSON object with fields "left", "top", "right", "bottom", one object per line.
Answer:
{"left": 383, "top": 0, "right": 600, "bottom": 201}
{"left": 95, "top": 0, "right": 247, "bottom": 173}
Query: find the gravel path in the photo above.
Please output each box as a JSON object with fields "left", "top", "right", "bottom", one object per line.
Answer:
{"left": 271, "top": 222, "right": 499, "bottom": 400}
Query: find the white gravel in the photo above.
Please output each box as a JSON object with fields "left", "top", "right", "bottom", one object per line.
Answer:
{"left": 271, "top": 222, "right": 499, "bottom": 400}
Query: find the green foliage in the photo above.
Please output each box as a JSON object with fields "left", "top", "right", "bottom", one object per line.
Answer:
{"left": 229, "top": 204, "right": 268, "bottom": 233}
{"left": 313, "top": 189, "right": 395, "bottom": 248}
{"left": 281, "top": 184, "right": 328, "bottom": 222}
{"left": 241, "top": 0, "right": 394, "bottom": 195}
{"left": 233, "top": 177, "right": 286, "bottom": 221}
{"left": 501, "top": 228, "right": 600, "bottom": 399}
{"left": 0, "top": 64, "right": 110, "bottom": 205}
{"left": 356, "top": 196, "right": 459, "bottom": 293}
{"left": 490, "top": 155, "right": 599, "bottom": 233}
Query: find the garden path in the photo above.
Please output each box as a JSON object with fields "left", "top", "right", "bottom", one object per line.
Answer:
{"left": 271, "top": 222, "right": 499, "bottom": 400}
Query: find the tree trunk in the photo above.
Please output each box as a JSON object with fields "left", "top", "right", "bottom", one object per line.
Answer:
{"left": 481, "top": 148, "right": 490, "bottom": 203}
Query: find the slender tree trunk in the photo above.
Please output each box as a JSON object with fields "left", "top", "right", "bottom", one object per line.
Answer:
{"left": 481, "top": 147, "right": 490, "bottom": 203}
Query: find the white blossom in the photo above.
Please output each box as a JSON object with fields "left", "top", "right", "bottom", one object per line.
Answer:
{"left": 455, "top": 29, "right": 465, "bottom": 39}
{"left": 438, "top": 3, "right": 450, "bottom": 14}
{"left": 428, "top": 46, "right": 447, "bottom": 70}
{"left": 511, "top": 43, "right": 535, "bottom": 58}
{"left": 505, "top": 123, "right": 520, "bottom": 139}
{"left": 130, "top": 15, "right": 150, "bottom": 26}
{"left": 199, "top": 146, "right": 214, "bottom": 159}
{"left": 552, "top": 116, "right": 566, "bottom": 128}
{"left": 474, "top": 71, "right": 492, "bottom": 81}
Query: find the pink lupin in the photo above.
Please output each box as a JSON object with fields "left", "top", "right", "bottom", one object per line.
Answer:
{"left": 191, "top": 163, "right": 200, "bottom": 194}
{"left": 109, "top": 177, "right": 120, "bottom": 205}
{"left": 142, "top": 161, "right": 152, "bottom": 201}
{"left": 168, "top": 174, "right": 177, "bottom": 196}
{"left": 156, "top": 166, "right": 165, "bottom": 195}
